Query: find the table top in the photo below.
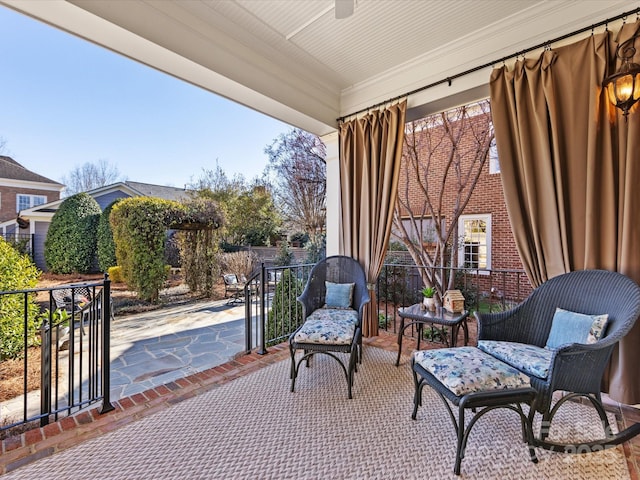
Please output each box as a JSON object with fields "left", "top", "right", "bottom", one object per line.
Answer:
{"left": 398, "top": 304, "right": 468, "bottom": 325}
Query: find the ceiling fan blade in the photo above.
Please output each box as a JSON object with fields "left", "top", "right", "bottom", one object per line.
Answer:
{"left": 335, "top": 0, "right": 354, "bottom": 19}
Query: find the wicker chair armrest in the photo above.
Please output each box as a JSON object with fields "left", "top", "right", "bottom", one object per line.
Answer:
{"left": 297, "top": 288, "right": 320, "bottom": 320}
{"left": 474, "top": 302, "right": 536, "bottom": 343}
{"left": 353, "top": 288, "right": 371, "bottom": 326}
{"left": 547, "top": 343, "right": 615, "bottom": 393}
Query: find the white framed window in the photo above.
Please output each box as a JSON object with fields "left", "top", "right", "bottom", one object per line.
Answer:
{"left": 458, "top": 214, "right": 491, "bottom": 271}
{"left": 396, "top": 216, "right": 444, "bottom": 245}
{"left": 489, "top": 122, "right": 500, "bottom": 174}
{"left": 16, "top": 194, "right": 46, "bottom": 212}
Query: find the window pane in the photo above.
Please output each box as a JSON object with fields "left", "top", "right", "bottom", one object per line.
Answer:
{"left": 17, "top": 195, "right": 30, "bottom": 211}
{"left": 33, "top": 196, "right": 46, "bottom": 207}
{"left": 462, "top": 219, "right": 487, "bottom": 269}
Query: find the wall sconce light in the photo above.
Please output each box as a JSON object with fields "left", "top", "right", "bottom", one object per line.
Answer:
{"left": 604, "top": 32, "right": 640, "bottom": 120}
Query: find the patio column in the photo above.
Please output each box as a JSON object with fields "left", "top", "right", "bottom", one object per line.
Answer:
{"left": 322, "top": 131, "right": 340, "bottom": 257}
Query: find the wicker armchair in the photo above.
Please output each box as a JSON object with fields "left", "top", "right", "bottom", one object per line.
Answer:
{"left": 475, "top": 269, "right": 640, "bottom": 450}
{"left": 289, "top": 256, "right": 370, "bottom": 398}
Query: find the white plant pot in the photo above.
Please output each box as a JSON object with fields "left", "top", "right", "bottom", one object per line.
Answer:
{"left": 423, "top": 297, "right": 436, "bottom": 311}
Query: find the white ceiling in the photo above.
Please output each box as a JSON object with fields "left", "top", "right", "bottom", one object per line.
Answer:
{"left": 2, "top": 0, "right": 636, "bottom": 135}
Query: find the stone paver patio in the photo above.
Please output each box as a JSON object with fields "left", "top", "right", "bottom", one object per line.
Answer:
{"left": 109, "top": 300, "right": 246, "bottom": 399}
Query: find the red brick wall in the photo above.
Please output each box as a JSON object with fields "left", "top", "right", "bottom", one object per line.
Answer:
{"left": 396, "top": 105, "right": 533, "bottom": 300}
{"left": 0, "top": 187, "right": 60, "bottom": 222}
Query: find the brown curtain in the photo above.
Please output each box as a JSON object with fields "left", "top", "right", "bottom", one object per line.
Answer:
{"left": 339, "top": 101, "right": 407, "bottom": 337}
{"left": 490, "top": 21, "right": 640, "bottom": 404}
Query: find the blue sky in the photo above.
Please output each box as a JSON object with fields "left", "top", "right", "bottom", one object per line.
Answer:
{"left": 0, "top": 6, "right": 292, "bottom": 189}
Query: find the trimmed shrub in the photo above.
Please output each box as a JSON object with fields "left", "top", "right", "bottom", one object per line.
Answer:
{"left": 111, "top": 196, "right": 223, "bottom": 302}
{"left": 164, "top": 230, "right": 181, "bottom": 267}
{"left": 178, "top": 229, "right": 221, "bottom": 297}
{"left": 274, "top": 241, "right": 295, "bottom": 266}
{"left": 266, "top": 269, "right": 303, "bottom": 345}
{"left": 304, "top": 235, "right": 325, "bottom": 264}
{"left": 44, "top": 193, "right": 101, "bottom": 273}
{"left": 0, "top": 238, "right": 41, "bottom": 360}
{"left": 110, "top": 197, "right": 179, "bottom": 302}
{"left": 174, "top": 198, "right": 225, "bottom": 297}
{"left": 97, "top": 199, "right": 121, "bottom": 272}
{"left": 107, "top": 266, "right": 124, "bottom": 283}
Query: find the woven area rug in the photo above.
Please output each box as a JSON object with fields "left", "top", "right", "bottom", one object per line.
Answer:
{"left": 3, "top": 347, "right": 630, "bottom": 480}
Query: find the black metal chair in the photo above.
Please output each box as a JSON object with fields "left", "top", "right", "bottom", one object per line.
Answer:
{"left": 222, "top": 273, "right": 246, "bottom": 304}
{"left": 289, "top": 256, "right": 370, "bottom": 398}
{"left": 51, "top": 286, "right": 93, "bottom": 336}
{"left": 475, "top": 269, "right": 640, "bottom": 452}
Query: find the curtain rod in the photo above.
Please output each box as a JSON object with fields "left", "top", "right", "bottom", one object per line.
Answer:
{"left": 337, "top": 6, "right": 640, "bottom": 123}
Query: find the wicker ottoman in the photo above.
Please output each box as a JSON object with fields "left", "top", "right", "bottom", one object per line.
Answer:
{"left": 411, "top": 346, "right": 538, "bottom": 475}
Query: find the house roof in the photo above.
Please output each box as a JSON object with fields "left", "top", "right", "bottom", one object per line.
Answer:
{"left": 0, "top": 180, "right": 193, "bottom": 228}
{"left": 123, "top": 181, "right": 190, "bottom": 202}
{"left": 0, "top": 155, "right": 63, "bottom": 186}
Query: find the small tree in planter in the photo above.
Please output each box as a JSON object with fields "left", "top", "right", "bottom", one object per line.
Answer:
{"left": 266, "top": 269, "right": 303, "bottom": 345}
{"left": 422, "top": 286, "right": 436, "bottom": 310}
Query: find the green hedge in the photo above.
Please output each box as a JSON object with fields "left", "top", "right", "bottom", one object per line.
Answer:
{"left": 97, "top": 199, "right": 121, "bottom": 272}
{"left": 110, "top": 197, "right": 179, "bottom": 302}
{"left": 267, "top": 269, "right": 303, "bottom": 345}
{"left": 0, "top": 238, "right": 41, "bottom": 360}
{"left": 44, "top": 193, "right": 101, "bottom": 273}
{"left": 110, "top": 196, "right": 223, "bottom": 302}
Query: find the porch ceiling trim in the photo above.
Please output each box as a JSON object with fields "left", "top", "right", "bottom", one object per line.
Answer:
{"left": 1, "top": 0, "right": 636, "bottom": 136}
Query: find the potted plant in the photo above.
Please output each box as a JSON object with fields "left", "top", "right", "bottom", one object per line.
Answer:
{"left": 422, "top": 286, "right": 436, "bottom": 311}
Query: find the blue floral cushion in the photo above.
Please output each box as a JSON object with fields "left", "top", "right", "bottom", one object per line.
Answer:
{"left": 293, "top": 317, "right": 356, "bottom": 345}
{"left": 413, "top": 346, "right": 530, "bottom": 396}
{"left": 293, "top": 308, "right": 358, "bottom": 345}
{"left": 478, "top": 340, "right": 553, "bottom": 379}
{"left": 325, "top": 282, "right": 354, "bottom": 309}
{"left": 307, "top": 307, "right": 359, "bottom": 326}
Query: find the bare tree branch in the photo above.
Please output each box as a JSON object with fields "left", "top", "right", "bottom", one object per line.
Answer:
{"left": 264, "top": 129, "right": 326, "bottom": 240}
{"left": 61, "top": 159, "right": 125, "bottom": 196}
{"left": 392, "top": 100, "right": 494, "bottom": 300}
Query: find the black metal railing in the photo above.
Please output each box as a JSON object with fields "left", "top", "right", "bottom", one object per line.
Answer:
{"left": 0, "top": 233, "right": 34, "bottom": 259}
{"left": 0, "top": 275, "right": 114, "bottom": 434}
{"left": 244, "top": 262, "right": 531, "bottom": 353}
{"left": 244, "top": 263, "right": 314, "bottom": 354}
{"left": 375, "top": 264, "right": 532, "bottom": 334}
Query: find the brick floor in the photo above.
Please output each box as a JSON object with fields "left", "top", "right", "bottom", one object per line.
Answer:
{"left": 1, "top": 327, "right": 638, "bottom": 477}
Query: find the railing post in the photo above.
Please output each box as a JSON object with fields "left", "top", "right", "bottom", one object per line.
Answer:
{"left": 39, "top": 307, "right": 52, "bottom": 427}
{"left": 245, "top": 280, "right": 252, "bottom": 354}
{"left": 258, "top": 263, "right": 267, "bottom": 355}
{"left": 99, "top": 273, "right": 114, "bottom": 414}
